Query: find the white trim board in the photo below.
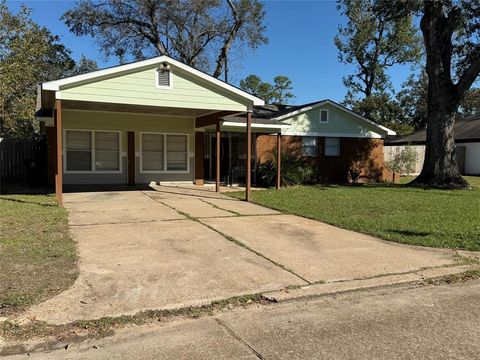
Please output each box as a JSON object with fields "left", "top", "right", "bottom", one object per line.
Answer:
{"left": 42, "top": 55, "right": 264, "bottom": 106}
{"left": 272, "top": 100, "right": 396, "bottom": 136}
{"left": 281, "top": 130, "right": 383, "bottom": 139}
{"left": 222, "top": 121, "right": 290, "bottom": 129}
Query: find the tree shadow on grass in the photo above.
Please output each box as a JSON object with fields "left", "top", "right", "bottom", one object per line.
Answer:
{"left": 0, "top": 196, "right": 58, "bottom": 208}
{"left": 388, "top": 229, "right": 432, "bottom": 237}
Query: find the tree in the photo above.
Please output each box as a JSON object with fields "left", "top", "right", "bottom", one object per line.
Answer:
{"left": 411, "top": 1, "right": 480, "bottom": 188}
{"left": 459, "top": 88, "right": 480, "bottom": 116}
{"left": 67, "top": 55, "right": 98, "bottom": 77}
{"left": 0, "top": 2, "right": 74, "bottom": 139}
{"left": 271, "top": 76, "right": 295, "bottom": 104}
{"left": 334, "top": 0, "right": 422, "bottom": 120}
{"left": 62, "top": 0, "right": 267, "bottom": 78}
{"left": 239, "top": 74, "right": 295, "bottom": 104}
{"left": 396, "top": 70, "right": 429, "bottom": 130}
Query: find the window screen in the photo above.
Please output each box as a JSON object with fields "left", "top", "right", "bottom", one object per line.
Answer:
{"left": 166, "top": 134, "right": 188, "bottom": 171}
{"left": 95, "top": 132, "right": 120, "bottom": 171}
{"left": 142, "top": 133, "right": 164, "bottom": 171}
{"left": 66, "top": 130, "right": 92, "bottom": 171}
{"left": 301, "top": 137, "right": 318, "bottom": 157}
{"left": 325, "top": 137, "right": 340, "bottom": 156}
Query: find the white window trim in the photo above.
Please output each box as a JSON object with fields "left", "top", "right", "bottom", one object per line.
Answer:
{"left": 319, "top": 109, "right": 329, "bottom": 123}
{"left": 63, "top": 129, "right": 122, "bottom": 174}
{"left": 139, "top": 132, "right": 190, "bottom": 174}
{"left": 154, "top": 68, "right": 173, "bottom": 90}
{"left": 301, "top": 136, "right": 318, "bottom": 157}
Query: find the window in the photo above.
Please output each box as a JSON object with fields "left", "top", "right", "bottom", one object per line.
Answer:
{"left": 142, "top": 133, "right": 164, "bottom": 171}
{"left": 325, "top": 137, "right": 340, "bottom": 156}
{"left": 166, "top": 134, "right": 188, "bottom": 171}
{"left": 141, "top": 133, "right": 188, "bottom": 172}
{"left": 65, "top": 130, "right": 121, "bottom": 172}
{"left": 156, "top": 68, "right": 172, "bottom": 88}
{"left": 320, "top": 109, "right": 329, "bottom": 123}
{"left": 301, "top": 137, "right": 318, "bottom": 157}
{"left": 66, "top": 130, "right": 92, "bottom": 171}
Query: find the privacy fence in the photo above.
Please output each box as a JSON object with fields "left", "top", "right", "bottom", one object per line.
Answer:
{"left": 0, "top": 138, "right": 47, "bottom": 187}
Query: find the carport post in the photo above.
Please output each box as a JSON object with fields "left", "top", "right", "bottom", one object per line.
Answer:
{"left": 277, "top": 133, "right": 282, "bottom": 190}
{"left": 246, "top": 110, "right": 252, "bottom": 201}
{"left": 216, "top": 121, "right": 221, "bottom": 192}
{"left": 54, "top": 100, "right": 63, "bottom": 206}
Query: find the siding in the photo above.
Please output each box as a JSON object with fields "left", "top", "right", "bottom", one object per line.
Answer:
{"left": 282, "top": 103, "right": 384, "bottom": 138}
{"left": 58, "top": 65, "right": 250, "bottom": 112}
{"left": 60, "top": 109, "right": 195, "bottom": 184}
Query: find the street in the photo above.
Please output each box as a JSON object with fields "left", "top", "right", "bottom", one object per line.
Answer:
{"left": 5, "top": 280, "right": 480, "bottom": 359}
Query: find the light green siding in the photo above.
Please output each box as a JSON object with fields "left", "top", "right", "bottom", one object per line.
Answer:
{"left": 282, "top": 103, "right": 385, "bottom": 138}
{"left": 62, "top": 109, "right": 195, "bottom": 184}
{"left": 58, "top": 65, "right": 250, "bottom": 112}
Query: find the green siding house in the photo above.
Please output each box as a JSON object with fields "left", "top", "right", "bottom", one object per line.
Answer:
{"left": 36, "top": 55, "right": 395, "bottom": 202}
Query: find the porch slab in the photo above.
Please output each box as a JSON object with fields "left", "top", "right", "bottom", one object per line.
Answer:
{"left": 25, "top": 218, "right": 304, "bottom": 324}
{"left": 200, "top": 215, "right": 458, "bottom": 283}
{"left": 68, "top": 208, "right": 184, "bottom": 225}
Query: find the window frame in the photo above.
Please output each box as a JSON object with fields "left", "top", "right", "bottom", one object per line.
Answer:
{"left": 155, "top": 68, "right": 173, "bottom": 90}
{"left": 63, "top": 129, "right": 122, "bottom": 174}
{"left": 139, "top": 132, "right": 190, "bottom": 174}
{"left": 324, "top": 137, "right": 341, "bottom": 157}
{"left": 319, "top": 109, "right": 329, "bottom": 123}
{"left": 301, "top": 136, "right": 318, "bottom": 157}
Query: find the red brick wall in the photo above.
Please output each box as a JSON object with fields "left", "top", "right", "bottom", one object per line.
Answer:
{"left": 256, "top": 134, "right": 394, "bottom": 183}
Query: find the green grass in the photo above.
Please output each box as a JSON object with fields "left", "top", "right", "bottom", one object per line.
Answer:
{"left": 0, "top": 195, "right": 78, "bottom": 316}
{"left": 228, "top": 176, "right": 480, "bottom": 251}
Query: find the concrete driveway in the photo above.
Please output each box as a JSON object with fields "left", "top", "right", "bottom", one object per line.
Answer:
{"left": 25, "top": 185, "right": 459, "bottom": 324}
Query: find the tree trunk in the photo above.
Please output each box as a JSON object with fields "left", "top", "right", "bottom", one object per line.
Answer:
{"left": 411, "top": 92, "right": 469, "bottom": 188}
{"left": 411, "top": 1, "right": 470, "bottom": 189}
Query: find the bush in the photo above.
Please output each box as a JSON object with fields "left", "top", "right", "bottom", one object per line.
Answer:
{"left": 385, "top": 146, "right": 417, "bottom": 175}
{"left": 258, "top": 150, "right": 318, "bottom": 187}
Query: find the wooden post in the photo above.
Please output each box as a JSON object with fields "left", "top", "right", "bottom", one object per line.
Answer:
{"left": 246, "top": 111, "right": 252, "bottom": 201}
{"left": 54, "top": 100, "right": 63, "bottom": 206}
{"left": 216, "top": 121, "right": 221, "bottom": 192}
{"left": 277, "top": 133, "right": 282, "bottom": 190}
{"left": 127, "top": 131, "right": 135, "bottom": 186}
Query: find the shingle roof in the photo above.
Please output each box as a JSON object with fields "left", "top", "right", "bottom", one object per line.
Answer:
{"left": 386, "top": 115, "right": 480, "bottom": 144}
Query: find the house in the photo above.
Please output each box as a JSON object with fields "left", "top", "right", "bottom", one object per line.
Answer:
{"left": 385, "top": 115, "right": 480, "bottom": 175}
{"left": 35, "top": 55, "right": 396, "bottom": 204}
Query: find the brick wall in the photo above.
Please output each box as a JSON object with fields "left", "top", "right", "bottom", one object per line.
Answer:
{"left": 256, "top": 134, "right": 395, "bottom": 183}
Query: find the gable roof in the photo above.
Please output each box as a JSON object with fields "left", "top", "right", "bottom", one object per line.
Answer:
{"left": 223, "top": 99, "right": 396, "bottom": 136}
{"left": 41, "top": 55, "right": 264, "bottom": 106}
{"left": 386, "top": 115, "right": 480, "bottom": 144}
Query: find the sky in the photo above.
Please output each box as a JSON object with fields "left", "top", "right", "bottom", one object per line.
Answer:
{"left": 7, "top": 0, "right": 413, "bottom": 105}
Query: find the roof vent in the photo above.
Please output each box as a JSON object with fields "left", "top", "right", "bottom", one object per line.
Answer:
{"left": 156, "top": 62, "right": 171, "bottom": 88}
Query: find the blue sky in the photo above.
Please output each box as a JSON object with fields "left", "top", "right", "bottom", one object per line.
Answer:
{"left": 8, "top": 0, "right": 413, "bottom": 104}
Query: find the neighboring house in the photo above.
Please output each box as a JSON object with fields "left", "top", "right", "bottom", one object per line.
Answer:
{"left": 36, "top": 55, "right": 396, "bottom": 203}
{"left": 385, "top": 115, "right": 480, "bottom": 176}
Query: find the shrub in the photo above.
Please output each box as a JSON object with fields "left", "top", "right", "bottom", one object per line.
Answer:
{"left": 385, "top": 146, "right": 417, "bottom": 175}
{"left": 258, "top": 150, "right": 317, "bottom": 187}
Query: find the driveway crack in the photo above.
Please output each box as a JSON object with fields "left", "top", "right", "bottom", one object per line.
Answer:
{"left": 214, "top": 318, "right": 264, "bottom": 359}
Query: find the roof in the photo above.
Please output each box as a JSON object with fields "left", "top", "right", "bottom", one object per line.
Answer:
{"left": 223, "top": 99, "right": 396, "bottom": 136}
{"left": 386, "top": 115, "right": 480, "bottom": 145}
{"left": 40, "top": 55, "right": 264, "bottom": 106}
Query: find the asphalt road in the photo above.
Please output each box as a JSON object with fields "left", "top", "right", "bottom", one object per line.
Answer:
{"left": 5, "top": 280, "right": 480, "bottom": 359}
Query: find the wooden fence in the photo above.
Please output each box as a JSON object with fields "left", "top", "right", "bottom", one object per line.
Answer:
{"left": 0, "top": 138, "right": 47, "bottom": 184}
{"left": 384, "top": 145, "right": 426, "bottom": 175}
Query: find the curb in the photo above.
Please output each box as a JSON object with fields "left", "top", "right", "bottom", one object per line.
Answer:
{"left": 265, "top": 264, "right": 479, "bottom": 303}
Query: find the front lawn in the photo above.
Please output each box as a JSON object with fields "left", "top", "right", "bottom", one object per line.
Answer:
{"left": 0, "top": 195, "right": 77, "bottom": 316}
{"left": 229, "top": 176, "right": 480, "bottom": 251}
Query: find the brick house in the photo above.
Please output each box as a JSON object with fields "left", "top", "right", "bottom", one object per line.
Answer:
{"left": 220, "top": 100, "right": 396, "bottom": 184}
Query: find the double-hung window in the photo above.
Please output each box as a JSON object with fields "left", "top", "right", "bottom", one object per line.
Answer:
{"left": 141, "top": 133, "right": 188, "bottom": 172}
{"left": 325, "top": 137, "right": 340, "bottom": 157}
{"left": 301, "top": 137, "right": 318, "bottom": 157}
{"left": 65, "top": 130, "right": 121, "bottom": 172}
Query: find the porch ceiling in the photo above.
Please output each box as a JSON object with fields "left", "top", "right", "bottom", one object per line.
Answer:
{"left": 61, "top": 100, "right": 221, "bottom": 118}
